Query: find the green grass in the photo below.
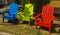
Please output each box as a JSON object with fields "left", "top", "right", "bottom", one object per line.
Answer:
{"left": 0, "top": 23, "right": 59, "bottom": 35}
{"left": 0, "top": 24, "right": 37, "bottom": 35}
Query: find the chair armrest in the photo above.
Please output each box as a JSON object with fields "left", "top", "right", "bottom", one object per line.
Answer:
{"left": 5, "top": 10, "right": 9, "bottom": 13}
{"left": 13, "top": 12, "right": 18, "bottom": 18}
{"left": 1, "top": 10, "right": 9, "bottom": 14}
{"left": 35, "top": 13, "right": 41, "bottom": 19}
{"left": 51, "top": 16, "right": 55, "bottom": 21}
{"left": 53, "top": 16, "right": 55, "bottom": 20}
{"left": 1, "top": 10, "right": 9, "bottom": 16}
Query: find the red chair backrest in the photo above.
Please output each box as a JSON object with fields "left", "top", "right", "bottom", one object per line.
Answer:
{"left": 41, "top": 5, "right": 54, "bottom": 23}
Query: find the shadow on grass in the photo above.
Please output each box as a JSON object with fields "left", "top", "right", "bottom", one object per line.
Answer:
{"left": 39, "top": 24, "right": 60, "bottom": 33}
{"left": 23, "top": 20, "right": 35, "bottom": 25}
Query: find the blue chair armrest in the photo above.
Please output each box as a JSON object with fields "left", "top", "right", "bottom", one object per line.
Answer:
{"left": 1, "top": 10, "right": 9, "bottom": 14}
{"left": 13, "top": 14, "right": 17, "bottom": 19}
{"left": 1, "top": 10, "right": 9, "bottom": 17}
{"left": 4, "top": 10, "right": 9, "bottom": 13}
{"left": 13, "top": 12, "right": 17, "bottom": 18}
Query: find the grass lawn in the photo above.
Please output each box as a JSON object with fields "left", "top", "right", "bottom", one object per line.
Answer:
{"left": 0, "top": 14, "right": 60, "bottom": 35}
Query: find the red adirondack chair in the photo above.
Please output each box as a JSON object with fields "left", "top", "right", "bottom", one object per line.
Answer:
{"left": 35, "top": 5, "right": 55, "bottom": 32}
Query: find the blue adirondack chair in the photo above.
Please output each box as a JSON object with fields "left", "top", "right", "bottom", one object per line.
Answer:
{"left": 2, "top": 3, "right": 18, "bottom": 24}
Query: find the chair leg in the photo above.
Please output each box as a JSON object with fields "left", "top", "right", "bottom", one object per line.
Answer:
{"left": 36, "top": 25, "right": 39, "bottom": 29}
{"left": 49, "top": 28, "right": 51, "bottom": 35}
{"left": 2, "top": 18, "right": 4, "bottom": 24}
{"left": 29, "top": 21, "right": 30, "bottom": 25}
{"left": 12, "top": 20, "right": 15, "bottom": 25}
{"left": 29, "top": 22, "right": 30, "bottom": 25}
{"left": 36, "top": 25, "right": 37, "bottom": 29}
{"left": 49, "top": 28, "right": 51, "bottom": 33}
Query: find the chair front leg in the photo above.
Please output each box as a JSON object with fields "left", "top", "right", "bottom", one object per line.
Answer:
{"left": 49, "top": 21, "right": 53, "bottom": 33}
{"left": 49, "top": 28, "right": 51, "bottom": 33}
{"left": 12, "top": 19, "right": 15, "bottom": 25}
{"left": 36, "top": 25, "right": 40, "bottom": 29}
{"left": 2, "top": 18, "right": 4, "bottom": 24}
{"left": 49, "top": 24, "right": 52, "bottom": 33}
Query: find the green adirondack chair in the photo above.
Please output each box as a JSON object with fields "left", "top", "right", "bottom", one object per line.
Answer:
{"left": 17, "top": 3, "right": 34, "bottom": 25}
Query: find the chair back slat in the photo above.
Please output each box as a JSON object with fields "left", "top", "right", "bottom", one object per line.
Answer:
{"left": 9, "top": 3, "right": 18, "bottom": 16}
{"left": 24, "top": 4, "right": 34, "bottom": 17}
{"left": 42, "top": 6, "right": 54, "bottom": 23}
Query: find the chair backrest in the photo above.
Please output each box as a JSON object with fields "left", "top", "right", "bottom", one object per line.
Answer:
{"left": 41, "top": 5, "right": 54, "bottom": 23}
{"left": 24, "top": 3, "right": 34, "bottom": 17}
{"left": 9, "top": 3, "right": 18, "bottom": 16}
